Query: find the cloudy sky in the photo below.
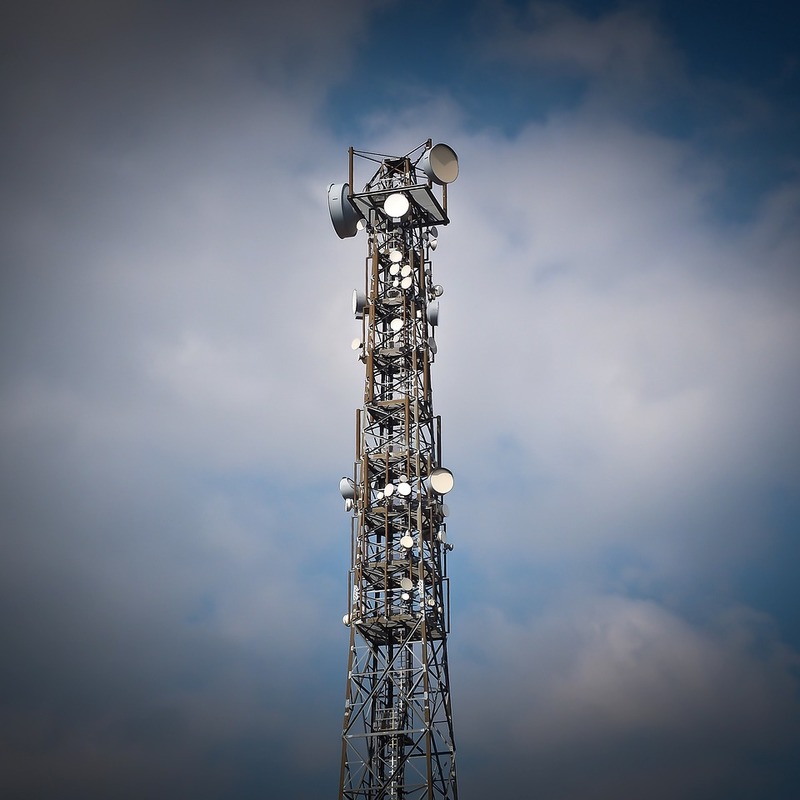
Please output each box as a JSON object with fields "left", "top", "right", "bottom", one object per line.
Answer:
{"left": 1, "top": 1, "right": 799, "bottom": 798}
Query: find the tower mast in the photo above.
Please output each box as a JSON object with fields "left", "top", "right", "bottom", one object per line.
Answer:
{"left": 329, "top": 141, "right": 460, "bottom": 800}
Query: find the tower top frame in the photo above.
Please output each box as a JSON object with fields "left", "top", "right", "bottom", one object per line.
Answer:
{"left": 328, "top": 140, "right": 459, "bottom": 238}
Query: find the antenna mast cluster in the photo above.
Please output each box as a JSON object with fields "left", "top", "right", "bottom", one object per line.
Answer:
{"left": 328, "top": 141, "right": 460, "bottom": 800}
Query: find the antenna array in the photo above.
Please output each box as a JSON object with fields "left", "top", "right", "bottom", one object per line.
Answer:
{"left": 329, "top": 141, "right": 460, "bottom": 800}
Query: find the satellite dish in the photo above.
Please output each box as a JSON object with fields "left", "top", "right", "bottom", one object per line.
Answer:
{"left": 390, "top": 317, "right": 403, "bottom": 332}
{"left": 328, "top": 183, "right": 361, "bottom": 239}
{"left": 433, "top": 284, "right": 444, "bottom": 297}
{"left": 350, "top": 338, "right": 361, "bottom": 350}
{"left": 427, "top": 300, "right": 439, "bottom": 326}
{"left": 389, "top": 249, "right": 403, "bottom": 263}
{"left": 400, "top": 276, "right": 412, "bottom": 290}
{"left": 339, "top": 477, "right": 356, "bottom": 500}
{"left": 400, "top": 264, "right": 412, "bottom": 278}
{"left": 400, "top": 534, "right": 414, "bottom": 549}
{"left": 400, "top": 577, "right": 414, "bottom": 591}
{"left": 389, "top": 264, "right": 400, "bottom": 276}
{"left": 437, "top": 528, "right": 447, "bottom": 543}
{"left": 430, "top": 467, "right": 454, "bottom": 494}
{"left": 441, "top": 503, "right": 450, "bottom": 517}
{"left": 384, "top": 192, "right": 410, "bottom": 218}
{"left": 420, "top": 143, "right": 459, "bottom": 185}
{"left": 352, "top": 289, "right": 367, "bottom": 318}
{"left": 384, "top": 482, "right": 395, "bottom": 497}
{"left": 397, "top": 482, "right": 412, "bottom": 496}
{"left": 429, "top": 237, "right": 438, "bottom": 251}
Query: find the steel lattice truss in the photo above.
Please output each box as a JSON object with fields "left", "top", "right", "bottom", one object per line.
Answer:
{"left": 335, "top": 143, "right": 458, "bottom": 800}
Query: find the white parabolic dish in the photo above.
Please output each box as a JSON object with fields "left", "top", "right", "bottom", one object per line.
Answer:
{"left": 384, "top": 192, "right": 410, "bottom": 218}
{"left": 328, "top": 183, "right": 361, "bottom": 239}
{"left": 420, "top": 143, "right": 459, "bottom": 185}
{"left": 339, "top": 477, "right": 356, "bottom": 500}
{"left": 430, "top": 467, "right": 454, "bottom": 494}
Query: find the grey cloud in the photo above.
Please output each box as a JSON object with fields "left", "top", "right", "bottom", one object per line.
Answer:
{"left": 482, "top": 1, "right": 682, "bottom": 85}
{"left": 453, "top": 595, "right": 799, "bottom": 799}
{"left": 0, "top": 4, "right": 369, "bottom": 797}
{"left": 1, "top": 1, "right": 799, "bottom": 798}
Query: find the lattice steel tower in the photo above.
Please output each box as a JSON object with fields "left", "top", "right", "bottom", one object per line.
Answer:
{"left": 328, "top": 141, "right": 460, "bottom": 800}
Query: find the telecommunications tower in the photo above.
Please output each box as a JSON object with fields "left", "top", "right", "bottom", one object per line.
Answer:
{"left": 328, "top": 141, "right": 460, "bottom": 800}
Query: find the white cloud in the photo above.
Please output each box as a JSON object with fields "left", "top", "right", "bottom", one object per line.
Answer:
{"left": 421, "top": 116, "right": 800, "bottom": 572}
